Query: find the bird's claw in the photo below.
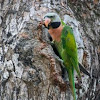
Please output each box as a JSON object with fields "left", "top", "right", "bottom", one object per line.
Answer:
{"left": 54, "top": 55, "right": 65, "bottom": 68}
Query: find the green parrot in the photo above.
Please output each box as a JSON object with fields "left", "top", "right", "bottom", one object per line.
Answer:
{"left": 43, "top": 12, "right": 80, "bottom": 100}
{"left": 43, "top": 13, "right": 90, "bottom": 100}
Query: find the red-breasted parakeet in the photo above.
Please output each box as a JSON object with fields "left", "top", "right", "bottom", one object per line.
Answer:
{"left": 43, "top": 13, "right": 84, "bottom": 100}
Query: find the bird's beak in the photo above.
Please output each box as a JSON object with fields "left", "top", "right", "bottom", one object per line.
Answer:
{"left": 44, "top": 18, "right": 51, "bottom": 28}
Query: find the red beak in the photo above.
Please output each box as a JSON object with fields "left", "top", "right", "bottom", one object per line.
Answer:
{"left": 44, "top": 18, "right": 51, "bottom": 27}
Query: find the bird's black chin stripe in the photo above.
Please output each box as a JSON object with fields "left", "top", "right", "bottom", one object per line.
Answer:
{"left": 48, "top": 22, "right": 61, "bottom": 29}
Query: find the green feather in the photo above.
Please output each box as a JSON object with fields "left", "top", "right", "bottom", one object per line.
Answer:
{"left": 67, "top": 67, "right": 77, "bottom": 100}
{"left": 61, "top": 19, "right": 66, "bottom": 26}
{"left": 54, "top": 21, "right": 80, "bottom": 100}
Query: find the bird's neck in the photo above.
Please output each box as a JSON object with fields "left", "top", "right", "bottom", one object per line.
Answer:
{"left": 48, "top": 25, "right": 63, "bottom": 42}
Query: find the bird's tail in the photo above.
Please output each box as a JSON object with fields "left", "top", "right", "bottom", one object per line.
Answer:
{"left": 67, "top": 67, "right": 77, "bottom": 100}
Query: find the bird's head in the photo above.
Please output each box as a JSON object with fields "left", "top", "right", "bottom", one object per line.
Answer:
{"left": 44, "top": 13, "right": 61, "bottom": 29}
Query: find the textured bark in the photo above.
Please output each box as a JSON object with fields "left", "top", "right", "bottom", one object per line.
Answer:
{"left": 0, "top": 0, "right": 100, "bottom": 100}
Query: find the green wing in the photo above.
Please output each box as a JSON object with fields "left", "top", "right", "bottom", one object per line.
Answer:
{"left": 61, "top": 21, "right": 80, "bottom": 76}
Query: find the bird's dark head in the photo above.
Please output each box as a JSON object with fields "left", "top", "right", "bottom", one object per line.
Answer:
{"left": 44, "top": 13, "right": 61, "bottom": 29}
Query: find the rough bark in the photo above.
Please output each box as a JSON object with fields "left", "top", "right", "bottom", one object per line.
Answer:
{"left": 0, "top": 0, "right": 100, "bottom": 100}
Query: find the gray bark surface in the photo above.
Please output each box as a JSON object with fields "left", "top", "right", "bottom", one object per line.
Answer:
{"left": 0, "top": 0, "right": 100, "bottom": 100}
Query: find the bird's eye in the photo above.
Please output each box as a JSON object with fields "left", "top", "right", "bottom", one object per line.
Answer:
{"left": 46, "top": 16, "right": 54, "bottom": 18}
{"left": 50, "top": 16, "right": 54, "bottom": 18}
{"left": 44, "top": 15, "right": 55, "bottom": 19}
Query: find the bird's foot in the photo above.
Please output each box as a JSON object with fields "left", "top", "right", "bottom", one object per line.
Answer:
{"left": 46, "top": 40, "right": 55, "bottom": 46}
{"left": 54, "top": 55, "right": 65, "bottom": 68}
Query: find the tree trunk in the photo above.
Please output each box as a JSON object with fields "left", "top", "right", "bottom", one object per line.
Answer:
{"left": 0, "top": 0, "right": 99, "bottom": 100}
